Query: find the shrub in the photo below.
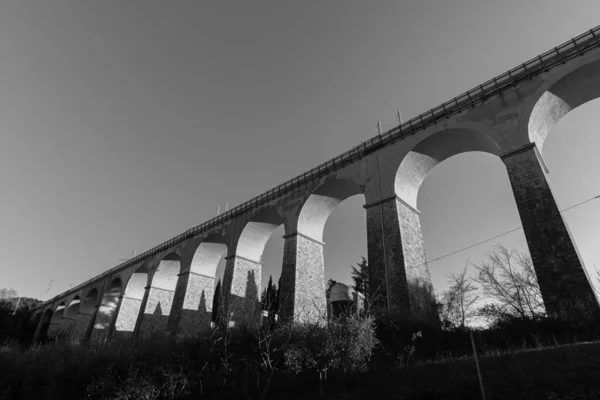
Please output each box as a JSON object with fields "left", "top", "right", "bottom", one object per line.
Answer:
{"left": 280, "top": 314, "right": 378, "bottom": 396}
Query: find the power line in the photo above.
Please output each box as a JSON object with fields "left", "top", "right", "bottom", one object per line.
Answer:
{"left": 427, "top": 227, "right": 523, "bottom": 264}
{"left": 560, "top": 195, "right": 600, "bottom": 212}
{"left": 426, "top": 193, "right": 600, "bottom": 265}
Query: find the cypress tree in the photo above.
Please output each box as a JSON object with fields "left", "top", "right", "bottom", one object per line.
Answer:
{"left": 266, "top": 275, "right": 274, "bottom": 309}
{"left": 212, "top": 279, "right": 222, "bottom": 324}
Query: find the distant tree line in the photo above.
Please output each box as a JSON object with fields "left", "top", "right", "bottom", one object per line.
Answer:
{"left": 0, "top": 289, "right": 43, "bottom": 347}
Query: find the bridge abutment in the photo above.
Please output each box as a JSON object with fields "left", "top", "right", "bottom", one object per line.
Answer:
{"left": 365, "top": 196, "right": 436, "bottom": 319}
{"left": 502, "top": 143, "right": 600, "bottom": 318}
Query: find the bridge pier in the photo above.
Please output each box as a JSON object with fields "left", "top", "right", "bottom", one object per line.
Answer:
{"left": 139, "top": 286, "right": 175, "bottom": 337}
{"left": 72, "top": 312, "right": 93, "bottom": 341}
{"left": 223, "top": 254, "right": 262, "bottom": 327}
{"left": 169, "top": 270, "right": 215, "bottom": 336}
{"left": 502, "top": 143, "right": 600, "bottom": 318}
{"left": 365, "top": 196, "right": 436, "bottom": 319}
{"left": 278, "top": 232, "right": 327, "bottom": 323}
{"left": 114, "top": 292, "right": 146, "bottom": 339}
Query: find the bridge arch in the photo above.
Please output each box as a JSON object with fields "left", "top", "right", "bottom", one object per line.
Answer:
{"left": 90, "top": 277, "right": 122, "bottom": 340}
{"left": 81, "top": 288, "right": 99, "bottom": 314}
{"left": 138, "top": 253, "right": 182, "bottom": 336}
{"left": 190, "top": 234, "right": 228, "bottom": 278}
{"left": 236, "top": 207, "right": 284, "bottom": 263}
{"left": 279, "top": 177, "right": 365, "bottom": 322}
{"left": 522, "top": 56, "right": 600, "bottom": 152}
{"left": 297, "top": 178, "right": 364, "bottom": 242}
{"left": 223, "top": 207, "right": 286, "bottom": 325}
{"left": 51, "top": 302, "right": 66, "bottom": 323}
{"left": 46, "top": 302, "right": 66, "bottom": 338}
{"left": 66, "top": 296, "right": 80, "bottom": 319}
{"left": 361, "top": 125, "right": 504, "bottom": 316}
{"left": 175, "top": 234, "right": 228, "bottom": 335}
{"left": 114, "top": 265, "right": 150, "bottom": 338}
{"left": 395, "top": 126, "right": 503, "bottom": 210}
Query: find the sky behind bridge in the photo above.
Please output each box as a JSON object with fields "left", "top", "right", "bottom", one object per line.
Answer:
{"left": 1, "top": 1, "right": 600, "bottom": 301}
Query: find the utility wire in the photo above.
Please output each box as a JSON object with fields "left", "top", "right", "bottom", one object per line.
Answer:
{"left": 426, "top": 193, "right": 600, "bottom": 265}
{"left": 427, "top": 227, "right": 523, "bottom": 264}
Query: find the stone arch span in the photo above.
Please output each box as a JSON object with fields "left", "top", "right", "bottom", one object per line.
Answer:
{"left": 138, "top": 253, "right": 182, "bottom": 336}
{"left": 280, "top": 177, "right": 365, "bottom": 323}
{"left": 66, "top": 296, "right": 80, "bottom": 319}
{"left": 175, "top": 234, "right": 228, "bottom": 335}
{"left": 395, "top": 127, "right": 503, "bottom": 210}
{"left": 91, "top": 277, "right": 122, "bottom": 340}
{"left": 70, "top": 289, "right": 99, "bottom": 341}
{"left": 226, "top": 207, "right": 285, "bottom": 325}
{"left": 361, "top": 127, "right": 504, "bottom": 318}
{"left": 526, "top": 59, "right": 600, "bottom": 152}
{"left": 114, "top": 265, "right": 149, "bottom": 338}
{"left": 236, "top": 207, "right": 284, "bottom": 263}
{"left": 297, "top": 178, "right": 364, "bottom": 242}
{"left": 62, "top": 296, "right": 81, "bottom": 339}
{"left": 82, "top": 289, "right": 99, "bottom": 314}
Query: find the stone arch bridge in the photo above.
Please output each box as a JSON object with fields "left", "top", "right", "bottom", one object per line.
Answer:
{"left": 33, "top": 26, "right": 600, "bottom": 342}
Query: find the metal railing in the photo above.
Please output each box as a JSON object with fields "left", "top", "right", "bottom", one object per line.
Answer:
{"left": 39, "top": 25, "right": 600, "bottom": 310}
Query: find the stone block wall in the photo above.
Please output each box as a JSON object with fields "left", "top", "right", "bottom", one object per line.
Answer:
{"left": 72, "top": 313, "right": 93, "bottom": 341}
{"left": 114, "top": 296, "right": 143, "bottom": 335}
{"left": 280, "top": 233, "right": 326, "bottom": 323}
{"left": 139, "top": 287, "right": 174, "bottom": 336}
{"left": 225, "top": 256, "right": 261, "bottom": 326}
{"left": 176, "top": 272, "right": 215, "bottom": 335}
{"left": 366, "top": 196, "right": 435, "bottom": 318}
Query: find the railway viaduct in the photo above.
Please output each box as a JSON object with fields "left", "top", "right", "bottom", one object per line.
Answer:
{"left": 32, "top": 26, "right": 600, "bottom": 342}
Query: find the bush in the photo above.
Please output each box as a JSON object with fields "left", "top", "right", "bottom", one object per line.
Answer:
{"left": 0, "top": 301, "right": 39, "bottom": 349}
{"left": 280, "top": 314, "right": 378, "bottom": 396}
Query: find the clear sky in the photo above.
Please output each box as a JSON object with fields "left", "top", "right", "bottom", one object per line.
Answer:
{"left": 1, "top": 1, "right": 600, "bottom": 301}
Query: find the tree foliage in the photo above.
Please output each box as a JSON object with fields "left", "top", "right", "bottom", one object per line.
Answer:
{"left": 211, "top": 279, "right": 223, "bottom": 324}
{"left": 350, "top": 257, "right": 368, "bottom": 296}
{"left": 260, "top": 275, "right": 279, "bottom": 325}
{"left": 0, "top": 288, "right": 17, "bottom": 300}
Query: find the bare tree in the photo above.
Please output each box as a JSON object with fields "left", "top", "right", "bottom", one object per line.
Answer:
{"left": 473, "top": 245, "right": 544, "bottom": 319}
{"left": 441, "top": 265, "right": 479, "bottom": 328}
{"left": 0, "top": 288, "right": 17, "bottom": 300}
